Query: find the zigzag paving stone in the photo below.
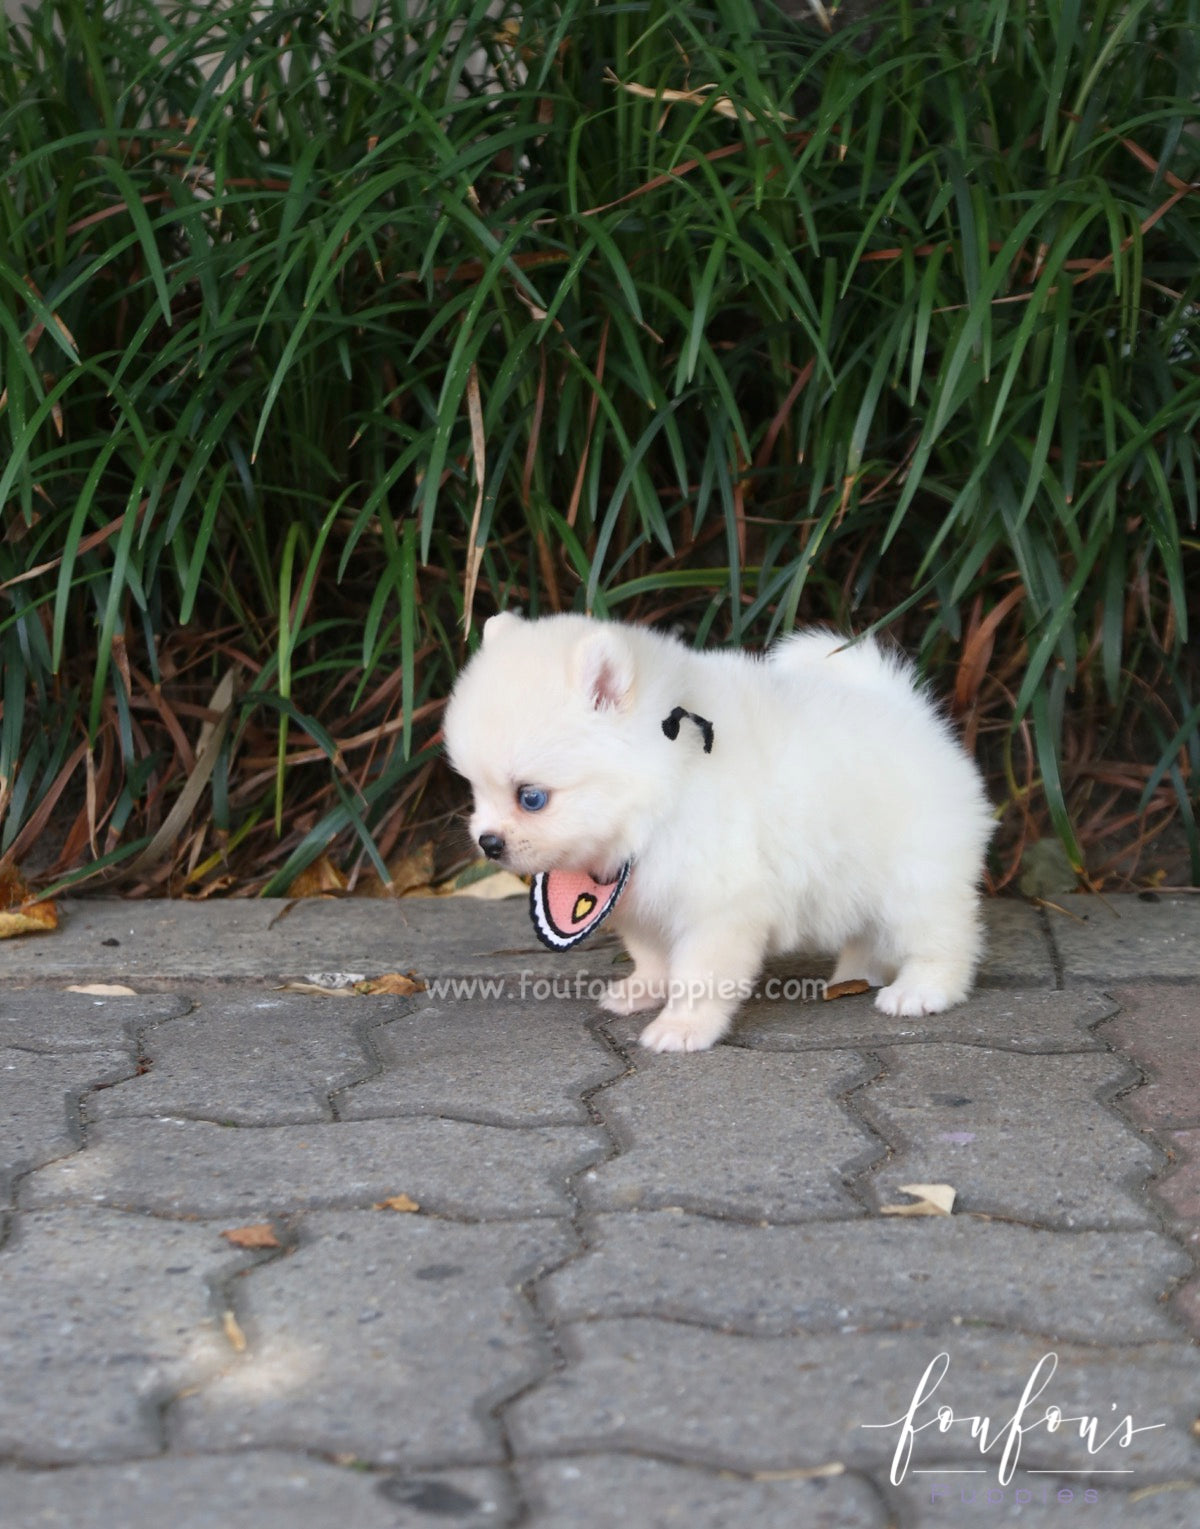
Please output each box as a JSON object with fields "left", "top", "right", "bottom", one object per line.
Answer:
{"left": 1152, "top": 1129, "right": 1200, "bottom": 1338}
{"left": 338, "top": 997, "right": 625, "bottom": 1127}
{"left": 21, "top": 1115, "right": 608, "bottom": 1219}
{"left": 579, "top": 1045, "right": 881, "bottom": 1221}
{"left": 0, "top": 989, "right": 189, "bottom": 1051}
{"left": 859, "top": 1044, "right": 1159, "bottom": 1228}
{"left": 0, "top": 1208, "right": 252, "bottom": 1463}
{"left": 1155, "top": 1129, "right": 1200, "bottom": 1232}
{"left": 0, "top": 1047, "right": 133, "bottom": 1204}
{"left": 543, "top": 1212, "right": 1189, "bottom": 1342}
{"left": 1097, "top": 986, "right": 1200, "bottom": 1132}
{"left": 86, "top": 992, "right": 377, "bottom": 1125}
{"left": 517, "top": 1455, "right": 887, "bottom": 1528}
{"left": 1049, "top": 895, "right": 1200, "bottom": 982}
{"left": 970, "top": 896, "right": 1056, "bottom": 985}
{"left": 508, "top": 1321, "right": 1200, "bottom": 1478}
{"left": 733, "top": 987, "right": 1116, "bottom": 1054}
{"left": 0, "top": 1456, "right": 510, "bottom": 1528}
{"left": 174, "top": 1212, "right": 573, "bottom": 1464}
{"left": 1097, "top": 987, "right": 1200, "bottom": 1341}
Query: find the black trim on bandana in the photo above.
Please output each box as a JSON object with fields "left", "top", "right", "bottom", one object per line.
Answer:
{"left": 530, "top": 861, "right": 631, "bottom": 950}
{"left": 661, "top": 706, "right": 714, "bottom": 754}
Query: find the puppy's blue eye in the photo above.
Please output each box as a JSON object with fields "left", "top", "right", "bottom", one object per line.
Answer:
{"left": 517, "top": 785, "right": 549, "bottom": 812}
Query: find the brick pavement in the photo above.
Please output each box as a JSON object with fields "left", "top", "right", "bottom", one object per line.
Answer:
{"left": 0, "top": 893, "right": 1197, "bottom": 1527}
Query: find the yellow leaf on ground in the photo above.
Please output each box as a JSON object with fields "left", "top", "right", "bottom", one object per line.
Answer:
{"left": 374, "top": 1194, "right": 420, "bottom": 1213}
{"left": 220, "top": 1223, "right": 281, "bottom": 1249}
{"left": 352, "top": 843, "right": 437, "bottom": 898}
{"left": 390, "top": 843, "right": 438, "bottom": 895}
{"left": 286, "top": 855, "right": 347, "bottom": 899}
{"left": 435, "top": 861, "right": 528, "bottom": 900}
{"left": 355, "top": 971, "right": 427, "bottom": 996}
{"left": 67, "top": 983, "right": 137, "bottom": 996}
{"left": 880, "top": 1183, "right": 957, "bottom": 1217}
{"left": 0, "top": 866, "right": 57, "bottom": 940}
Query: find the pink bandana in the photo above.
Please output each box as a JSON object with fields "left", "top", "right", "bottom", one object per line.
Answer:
{"left": 530, "top": 863, "right": 630, "bottom": 949}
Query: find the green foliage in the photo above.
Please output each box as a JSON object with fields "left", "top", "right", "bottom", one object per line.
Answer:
{"left": 0, "top": 0, "right": 1197, "bottom": 890}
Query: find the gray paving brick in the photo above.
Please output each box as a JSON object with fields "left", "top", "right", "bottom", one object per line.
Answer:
{"left": 0, "top": 1208, "right": 250, "bottom": 1463}
{"left": 733, "top": 988, "right": 1115, "bottom": 1054}
{"left": 0, "top": 990, "right": 189, "bottom": 1051}
{"left": 0, "top": 1455, "right": 510, "bottom": 1528}
{"left": 0, "top": 897, "right": 602, "bottom": 984}
{"left": 518, "top": 1455, "right": 886, "bottom": 1528}
{"left": 907, "top": 1477, "right": 1200, "bottom": 1527}
{"left": 0, "top": 1047, "right": 133, "bottom": 1204}
{"left": 543, "top": 1212, "right": 1188, "bottom": 1343}
{"left": 21, "top": 1114, "right": 607, "bottom": 1220}
{"left": 85, "top": 993, "right": 376, "bottom": 1125}
{"left": 338, "top": 997, "right": 624, "bottom": 1127}
{"left": 1049, "top": 894, "right": 1200, "bottom": 981}
{"left": 578, "top": 1047, "right": 880, "bottom": 1221}
{"left": 859, "top": 1044, "right": 1159, "bottom": 1228}
{"left": 174, "top": 1212, "right": 573, "bottom": 1464}
{"left": 0, "top": 897, "right": 1057, "bottom": 989}
{"left": 976, "top": 898, "right": 1058, "bottom": 985}
{"left": 509, "top": 1321, "right": 1200, "bottom": 1477}
{"left": 1097, "top": 985, "right": 1200, "bottom": 1132}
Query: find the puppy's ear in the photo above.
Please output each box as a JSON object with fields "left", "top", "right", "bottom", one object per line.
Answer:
{"left": 574, "top": 628, "right": 635, "bottom": 712}
{"left": 483, "top": 611, "right": 521, "bottom": 645}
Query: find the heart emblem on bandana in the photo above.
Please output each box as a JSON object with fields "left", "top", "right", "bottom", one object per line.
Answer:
{"left": 530, "top": 863, "right": 630, "bottom": 949}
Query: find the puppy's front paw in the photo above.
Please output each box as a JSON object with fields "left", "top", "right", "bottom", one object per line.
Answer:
{"left": 638, "top": 1011, "right": 726, "bottom": 1053}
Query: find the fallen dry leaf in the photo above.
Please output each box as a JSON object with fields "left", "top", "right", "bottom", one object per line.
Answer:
{"left": 1129, "top": 1481, "right": 1196, "bottom": 1505}
{"left": 220, "top": 1223, "right": 281, "bottom": 1250}
{"left": 390, "top": 843, "right": 438, "bottom": 896}
{"left": 286, "top": 854, "right": 347, "bottom": 899}
{"left": 374, "top": 1194, "right": 420, "bottom": 1213}
{"left": 749, "top": 1463, "right": 845, "bottom": 1482}
{"left": 353, "top": 843, "right": 437, "bottom": 898}
{"left": 823, "top": 979, "right": 871, "bottom": 1001}
{"left": 880, "top": 1183, "right": 957, "bottom": 1217}
{"left": 67, "top": 983, "right": 137, "bottom": 997}
{"left": 276, "top": 979, "right": 362, "bottom": 997}
{"left": 604, "top": 68, "right": 793, "bottom": 125}
{"left": 0, "top": 864, "right": 58, "bottom": 940}
{"left": 355, "top": 971, "right": 427, "bottom": 996}
{"left": 222, "top": 1309, "right": 247, "bottom": 1352}
{"left": 437, "top": 863, "right": 528, "bottom": 900}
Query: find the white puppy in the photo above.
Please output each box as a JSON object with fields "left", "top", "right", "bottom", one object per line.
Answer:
{"left": 443, "top": 612, "right": 993, "bottom": 1053}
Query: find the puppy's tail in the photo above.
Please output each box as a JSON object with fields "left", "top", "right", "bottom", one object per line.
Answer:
{"left": 770, "top": 630, "right": 910, "bottom": 695}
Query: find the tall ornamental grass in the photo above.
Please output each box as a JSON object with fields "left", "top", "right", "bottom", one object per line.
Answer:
{"left": 0, "top": 0, "right": 1197, "bottom": 894}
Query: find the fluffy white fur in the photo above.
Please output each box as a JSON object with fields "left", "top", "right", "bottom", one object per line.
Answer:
{"left": 443, "top": 612, "right": 994, "bottom": 1053}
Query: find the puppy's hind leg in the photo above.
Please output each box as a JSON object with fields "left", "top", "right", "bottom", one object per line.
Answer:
{"left": 874, "top": 894, "right": 982, "bottom": 1018}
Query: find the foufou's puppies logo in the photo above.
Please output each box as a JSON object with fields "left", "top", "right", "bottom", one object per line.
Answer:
{"left": 862, "top": 1352, "right": 1164, "bottom": 1487}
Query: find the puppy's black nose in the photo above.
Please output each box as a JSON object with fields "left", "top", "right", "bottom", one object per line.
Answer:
{"left": 478, "top": 832, "right": 505, "bottom": 860}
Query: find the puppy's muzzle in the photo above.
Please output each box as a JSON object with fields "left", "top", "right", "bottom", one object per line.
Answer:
{"left": 478, "top": 832, "right": 505, "bottom": 860}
